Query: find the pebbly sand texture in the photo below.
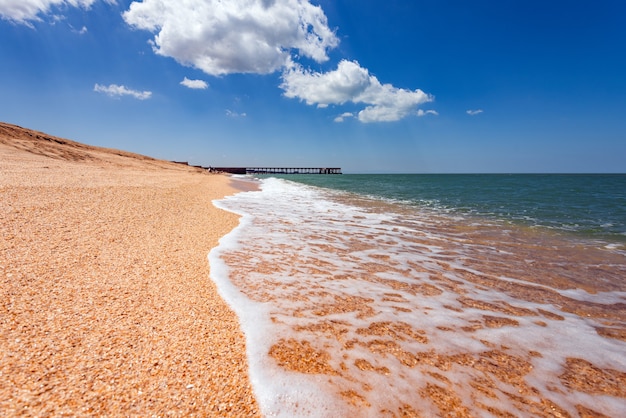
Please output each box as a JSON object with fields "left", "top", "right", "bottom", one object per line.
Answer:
{"left": 0, "top": 122, "right": 260, "bottom": 416}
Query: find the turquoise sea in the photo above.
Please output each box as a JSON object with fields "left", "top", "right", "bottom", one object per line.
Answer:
{"left": 210, "top": 173, "right": 626, "bottom": 417}
{"left": 272, "top": 174, "right": 626, "bottom": 245}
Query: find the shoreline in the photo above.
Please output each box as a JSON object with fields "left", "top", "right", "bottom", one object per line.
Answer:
{"left": 0, "top": 123, "right": 260, "bottom": 416}
{"left": 210, "top": 175, "right": 626, "bottom": 417}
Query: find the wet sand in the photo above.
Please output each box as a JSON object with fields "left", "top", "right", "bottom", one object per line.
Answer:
{"left": 0, "top": 122, "right": 260, "bottom": 416}
{"left": 213, "top": 179, "right": 626, "bottom": 417}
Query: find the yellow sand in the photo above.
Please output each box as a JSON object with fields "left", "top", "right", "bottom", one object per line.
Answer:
{"left": 0, "top": 122, "right": 260, "bottom": 416}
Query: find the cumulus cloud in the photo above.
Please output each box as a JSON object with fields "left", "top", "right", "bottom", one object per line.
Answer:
{"left": 334, "top": 112, "right": 354, "bottom": 123}
{"left": 94, "top": 83, "right": 152, "bottom": 100}
{"left": 0, "top": 0, "right": 114, "bottom": 25}
{"left": 119, "top": 1, "right": 431, "bottom": 123}
{"left": 180, "top": 77, "right": 208, "bottom": 90}
{"left": 3, "top": 0, "right": 433, "bottom": 124}
{"left": 282, "top": 60, "right": 433, "bottom": 123}
{"left": 123, "top": 0, "right": 338, "bottom": 76}
{"left": 417, "top": 109, "right": 438, "bottom": 117}
{"left": 281, "top": 60, "right": 370, "bottom": 107}
{"left": 466, "top": 109, "right": 483, "bottom": 116}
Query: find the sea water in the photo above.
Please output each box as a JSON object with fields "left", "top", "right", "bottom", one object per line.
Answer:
{"left": 209, "top": 174, "right": 626, "bottom": 417}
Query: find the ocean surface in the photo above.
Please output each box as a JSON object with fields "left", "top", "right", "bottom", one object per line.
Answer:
{"left": 209, "top": 174, "right": 626, "bottom": 417}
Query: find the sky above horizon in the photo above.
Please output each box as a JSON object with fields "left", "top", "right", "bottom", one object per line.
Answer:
{"left": 1, "top": 0, "right": 625, "bottom": 173}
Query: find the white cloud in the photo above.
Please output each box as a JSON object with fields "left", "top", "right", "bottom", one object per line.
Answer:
{"left": 0, "top": 0, "right": 114, "bottom": 25}
{"left": 281, "top": 59, "right": 370, "bottom": 106}
{"left": 180, "top": 77, "right": 208, "bottom": 90}
{"left": 120, "top": 1, "right": 429, "bottom": 123}
{"left": 417, "top": 109, "right": 438, "bottom": 117}
{"left": 466, "top": 109, "right": 484, "bottom": 116}
{"left": 123, "top": 0, "right": 338, "bottom": 76}
{"left": 334, "top": 112, "right": 354, "bottom": 123}
{"left": 70, "top": 24, "right": 88, "bottom": 34}
{"left": 3, "top": 0, "right": 433, "bottom": 125}
{"left": 225, "top": 109, "right": 247, "bottom": 118}
{"left": 93, "top": 83, "right": 152, "bottom": 100}
{"left": 282, "top": 60, "right": 433, "bottom": 123}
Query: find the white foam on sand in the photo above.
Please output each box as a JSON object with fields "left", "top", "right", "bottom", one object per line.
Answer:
{"left": 210, "top": 191, "right": 352, "bottom": 417}
{"left": 210, "top": 177, "right": 626, "bottom": 417}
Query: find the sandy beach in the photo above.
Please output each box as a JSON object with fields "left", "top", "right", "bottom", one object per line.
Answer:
{"left": 0, "top": 122, "right": 260, "bottom": 416}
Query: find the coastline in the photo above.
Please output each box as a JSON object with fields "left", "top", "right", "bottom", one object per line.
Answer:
{"left": 0, "top": 123, "right": 260, "bottom": 416}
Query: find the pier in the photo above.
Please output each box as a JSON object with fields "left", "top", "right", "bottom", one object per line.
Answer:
{"left": 212, "top": 167, "right": 342, "bottom": 175}
{"left": 171, "top": 162, "right": 341, "bottom": 174}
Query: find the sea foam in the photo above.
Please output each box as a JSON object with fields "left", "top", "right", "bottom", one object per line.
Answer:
{"left": 210, "top": 177, "right": 626, "bottom": 417}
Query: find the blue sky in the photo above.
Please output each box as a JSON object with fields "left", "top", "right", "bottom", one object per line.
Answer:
{"left": 1, "top": 0, "right": 625, "bottom": 173}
